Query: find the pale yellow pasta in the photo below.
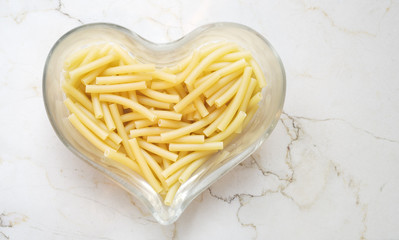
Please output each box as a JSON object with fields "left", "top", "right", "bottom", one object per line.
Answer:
{"left": 63, "top": 41, "right": 267, "bottom": 204}
{"left": 139, "top": 89, "right": 180, "bottom": 103}
{"left": 161, "top": 106, "right": 225, "bottom": 141}
{"left": 217, "top": 67, "right": 252, "bottom": 131}
{"left": 104, "top": 149, "right": 141, "bottom": 175}
{"left": 202, "top": 107, "right": 226, "bottom": 137}
{"left": 174, "top": 59, "right": 246, "bottom": 113}
{"left": 150, "top": 110, "right": 182, "bottom": 121}
{"left": 137, "top": 139, "right": 178, "bottom": 162}
{"left": 99, "top": 94, "right": 157, "bottom": 121}
{"left": 174, "top": 72, "right": 221, "bottom": 112}
{"left": 144, "top": 148, "right": 163, "bottom": 162}
{"left": 115, "top": 96, "right": 125, "bottom": 114}
{"left": 104, "top": 129, "right": 122, "bottom": 146}
{"left": 67, "top": 114, "right": 112, "bottom": 152}
{"left": 124, "top": 121, "right": 136, "bottom": 133}
{"left": 163, "top": 158, "right": 171, "bottom": 169}
{"left": 169, "top": 142, "right": 223, "bottom": 151}
{"left": 149, "top": 81, "right": 170, "bottom": 90}
{"left": 193, "top": 127, "right": 206, "bottom": 135}
{"left": 62, "top": 82, "right": 94, "bottom": 112}
{"left": 128, "top": 138, "right": 163, "bottom": 193}
{"left": 185, "top": 112, "right": 195, "bottom": 121}
{"left": 203, "top": 70, "right": 242, "bottom": 97}
{"left": 239, "top": 77, "right": 257, "bottom": 113}
{"left": 101, "top": 102, "right": 116, "bottom": 131}
{"left": 173, "top": 84, "right": 187, "bottom": 98}
{"left": 147, "top": 135, "right": 204, "bottom": 144}
{"left": 205, "top": 62, "right": 230, "bottom": 72}
{"left": 175, "top": 50, "right": 201, "bottom": 83}
{"left": 112, "top": 44, "right": 137, "bottom": 65}
{"left": 193, "top": 111, "right": 201, "bottom": 121}
{"left": 192, "top": 72, "right": 213, "bottom": 87}
{"left": 219, "top": 51, "right": 252, "bottom": 62}
{"left": 69, "top": 54, "right": 115, "bottom": 81}
{"left": 63, "top": 71, "right": 71, "bottom": 82}
{"left": 206, "top": 80, "right": 236, "bottom": 107}
{"left": 79, "top": 46, "right": 100, "bottom": 67}
{"left": 184, "top": 43, "right": 238, "bottom": 86}
{"left": 64, "top": 47, "right": 91, "bottom": 70}
{"left": 248, "top": 92, "right": 262, "bottom": 109}
{"left": 178, "top": 151, "right": 189, "bottom": 160}
{"left": 149, "top": 153, "right": 163, "bottom": 164}
{"left": 179, "top": 157, "right": 208, "bottom": 183}
{"left": 128, "top": 90, "right": 138, "bottom": 102}
{"left": 159, "top": 142, "right": 169, "bottom": 149}
{"left": 86, "top": 81, "right": 147, "bottom": 93}
{"left": 180, "top": 103, "right": 197, "bottom": 115}
{"left": 102, "top": 64, "right": 155, "bottom": 75}
{"left": 165, "top": 167, "right": 185, "bottom": 187}
{"left": 75, "top": 103, "right": 122, "bottom": 145}
{"left": 130, "top": 127, "right": 172, "bottom": 138}
{"left": 141, "top": 149, "right": 168, "bottom": 190}
{"left": 98, "top": 44, "right": 112, "bottom": 56}
{"left": 120, "top": 112, "right": 146, "bottom": 122}
{"left": 207, "top": 111, "right": 247, "bottom": 142}
{"left": 162, "top": 151, "right": 216, "bottom": 178}
{"left": 214, "top": 78, "right": 241, "bottom": 108}
{"left": 198, "top": 41, "right": 228, "bottom": 58}
{"left": 150, "top": 52, "right": 200, "bottom": 90}
{"left": 238, "top": 104, "right": 259, "bottom": 134}
{"left": 81, "top": 66, "right": 108, "bottom": 85}
{"left": 104, "top": 138, "right": 120, "bottom": 151}
{"left": 168, "top": 53, "right": 193, "bottom": 73}
{"left": 215, "top": 59, "right": 247, "bottom": 77}
{"left": 249, "top": 58, "right": 267, "bottom": 88}
{"left": 135, "top": 119, "right": 156, "bottom": 129}
{"left": 194, "top": 102, "right": 207, "bottom": 118}
{"left": 64, "top": 98, "right": 108, "bottom": 140}
{"left": 157, "top": 119, "right": 190, "bottom": 129}
{"left": 78, "top": 83, "right": 86, "bottom": 94}
{"left": 206, "top": 104, "right": 217, "bottom": 113}
{"left": 96, "top": 75, "right": 152, "bottom": 84}
{"left": 160, "top": 191, "right": 167, "bottom": 200}
{"left": 165, "top": 87, "right": 179, "bottom": 96}
{"left": 119, "top": 92, "right": 130, "bottom": 109}
{"left": 152, "top": 70, "right": 177, "bottom": 83}
{"left": 109, "top": 104, "right": 135, "bottom": 160}
{"left": 91, "top": 93, "right": 103, "bottom": 119}
{"left": 164, "top": 181, "right": 181, "bottom": 206}
{"left": 186, "top": 84, "right": 208, "bottom": 117}
{"left": 137, "top": 95, "right": 171, "bottom": 110}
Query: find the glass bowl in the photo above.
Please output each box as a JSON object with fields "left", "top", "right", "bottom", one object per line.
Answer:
{"left": 42, "top": 22, "right": 286, "bottom": 225}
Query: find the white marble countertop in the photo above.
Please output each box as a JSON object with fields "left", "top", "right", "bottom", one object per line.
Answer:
{"left": 1, "top": 0, "right": 399, "bottom": 239}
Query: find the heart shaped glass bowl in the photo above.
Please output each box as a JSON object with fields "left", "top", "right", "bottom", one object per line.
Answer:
{"left": 43, "top": 22, "right": 285, "bottom": 225}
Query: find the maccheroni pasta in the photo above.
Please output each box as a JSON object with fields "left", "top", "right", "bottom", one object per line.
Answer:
{"left": 61, "top": 41, "right": 266, "bottom": 205}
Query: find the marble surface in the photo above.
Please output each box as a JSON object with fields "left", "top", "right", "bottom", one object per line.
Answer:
{"left": 1, "top": 0, "right": 399, "bottom": 239}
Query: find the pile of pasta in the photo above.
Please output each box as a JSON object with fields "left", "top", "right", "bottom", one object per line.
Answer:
{"left": 61, "top": 41, "right": 266, "bottom": 205}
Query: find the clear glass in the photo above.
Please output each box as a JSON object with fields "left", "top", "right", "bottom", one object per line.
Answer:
{"left": 43, "top": 22, "right": 286, "bottom": 225}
